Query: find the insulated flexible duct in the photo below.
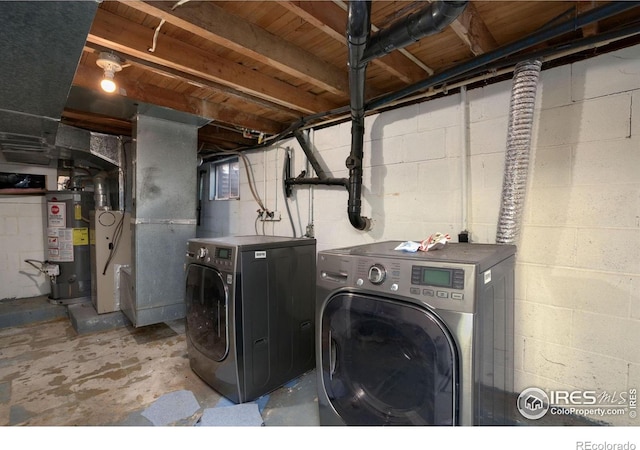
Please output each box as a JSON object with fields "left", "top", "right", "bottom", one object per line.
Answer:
{"left": 496, "top": 59, "right": 542, "bottom": 244}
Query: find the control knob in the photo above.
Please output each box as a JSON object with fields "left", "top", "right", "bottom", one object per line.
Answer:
{"left": 368, "top": 264, "right": 386, "bottom": 285}
{"left": 197, "top": 247, "right": 208, "bottom": 260}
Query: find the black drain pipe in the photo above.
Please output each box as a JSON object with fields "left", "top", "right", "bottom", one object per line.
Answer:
{"left": 285, "top": 129, "right": 348, "bottom": 188}
{"left": 345, "top": 0, "right": 467, "bottom": 230}
{"left": 345, "top": 0, "right": 373, "bottom": 230}
{"left": 362, "top": 1, "right": 469, "bottom": 64}
{"left": 283, "top": 4, "right": 371, "bottom": 230}
{"left": 284, "top": 0, "right": 468, "bottom": 230}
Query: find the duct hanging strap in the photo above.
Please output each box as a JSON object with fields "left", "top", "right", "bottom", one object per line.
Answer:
{"left": 496, "top": 59, "right": 542, "bottom": 245}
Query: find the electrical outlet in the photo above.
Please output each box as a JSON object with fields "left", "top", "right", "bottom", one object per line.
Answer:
{"left": 261, "top": 211, "right": 281, "bottom": 221}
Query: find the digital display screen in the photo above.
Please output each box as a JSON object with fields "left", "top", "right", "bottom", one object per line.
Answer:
{"left": 216, "top": 247, "right": 231, "bottom": 260}
{"left": 422, "top": 268, "right": 452, "bottom": 287}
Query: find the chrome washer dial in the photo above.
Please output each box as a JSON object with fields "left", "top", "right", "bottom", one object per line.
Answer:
{"left": 367, "top": 264, "right": 386, "bottom": 285}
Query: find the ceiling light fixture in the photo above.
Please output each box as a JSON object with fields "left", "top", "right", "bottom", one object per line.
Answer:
{"left": 96, "top": 52, "right": 123, "bottom": 94}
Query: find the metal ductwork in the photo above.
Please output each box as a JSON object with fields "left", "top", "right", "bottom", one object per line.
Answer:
{"left": 0, "top": 1, "right": 98, "bottom": 166}
{"left": 345, "top": 0, "right": 468, "bottom": 230}
{"left": 54, "top": 124, "right": 124, "bottom": 169}
{"left": 56, "top": 124, "right": 126, "bottom": 209}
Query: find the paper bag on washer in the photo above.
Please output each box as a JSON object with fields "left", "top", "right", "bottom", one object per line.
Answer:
{"left": 419, "top": 233, "right": 451, "bottom": 252}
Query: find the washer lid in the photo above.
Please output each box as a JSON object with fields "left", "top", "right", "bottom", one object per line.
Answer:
{"left": 188, "top": 235, "right": 315, "bottom": 250}
{"left": 320, "top": 241, "right": 516, "bottom": 272}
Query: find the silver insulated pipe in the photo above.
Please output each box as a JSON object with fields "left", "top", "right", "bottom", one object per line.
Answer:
{"left": 93, "top": 171, "right": 110, "bottom": 210}
{"left": 496, "top": 59, "right": 542, "bottom": 244}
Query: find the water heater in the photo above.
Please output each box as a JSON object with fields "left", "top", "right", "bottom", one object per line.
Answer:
{"left": 45, "top": 191, "right": 94, "bottom": 300}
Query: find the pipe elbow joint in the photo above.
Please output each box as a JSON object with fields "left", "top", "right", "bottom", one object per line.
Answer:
{"left": 349, "top": 214, "right": 372, "bottom": 231}
{"left": 345, "top": 155, "right": 360, "bottom": 170}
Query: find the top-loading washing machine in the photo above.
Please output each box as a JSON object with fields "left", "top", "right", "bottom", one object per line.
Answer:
{"left": 316, "top": 241, "right": 516, "bottom": 425}
{"left": 184, "top": 235, "right": 316, "bottom": 403}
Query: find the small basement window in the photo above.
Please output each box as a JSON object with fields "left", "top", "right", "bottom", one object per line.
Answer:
{"left": 210, "top": 157, "right": 239, "bottom": 200}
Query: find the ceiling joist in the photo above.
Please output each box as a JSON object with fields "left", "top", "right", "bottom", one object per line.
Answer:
{"left": 450, "top": 1, "right": 499, "bottom": 56}
{"left": 57, "top": 1, "right": 640, "bottom": 154}
{"left": 124, "top": 0, "right": 350, "bottom": 96}
{"left": 87, "top": 8, "right": 340, "bottom": 115}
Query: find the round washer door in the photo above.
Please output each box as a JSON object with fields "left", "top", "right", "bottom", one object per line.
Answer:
{"left": 185, "top": 264, "right": 229, "bottom": 361}
{"left": 320, "top": 292, "right": 458, "bottom": 425}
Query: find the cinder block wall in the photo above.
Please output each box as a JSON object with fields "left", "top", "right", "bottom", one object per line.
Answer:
{"left": 0, "top": 165, "right": 56, "bottom": 299}
{"left": 204, "top": 45, "right": 640, "bottom": 425}
{"left": 514, "top": 48, "right": 640, "bottom": 425}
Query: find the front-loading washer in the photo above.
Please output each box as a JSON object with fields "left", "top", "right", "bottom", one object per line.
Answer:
{"left": 185, "top": 235, "right": 316, "bottom": 403}
{"left": 316, "top": 241, "right": 516, "bottom": 425}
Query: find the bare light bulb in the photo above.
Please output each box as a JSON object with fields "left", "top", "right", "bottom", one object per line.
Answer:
{"left": 100, "top": 72, "right": 117, "bottom": 93}
{"left": 100, "top": 78, "right": 117, "bottom": 93}
{"left": 96, "top": 53, "right": 122, "bottom": 93}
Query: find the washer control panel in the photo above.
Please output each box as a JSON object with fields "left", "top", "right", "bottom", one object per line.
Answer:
{"left": 318, "top": 253, "right": 477, "bottom": 313}
{"left": 317, "top": 243, "right": 517, "bottom": 315}
{"left": 186, "top": 242, "right": 235, "bottom": 271}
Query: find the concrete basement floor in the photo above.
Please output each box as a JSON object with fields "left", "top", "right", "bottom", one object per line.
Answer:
{"left": 0, "top": 297, "right": 319, "bottom": 427}
{"left": 1, "top": 298, "right": 628, "bottom": 450}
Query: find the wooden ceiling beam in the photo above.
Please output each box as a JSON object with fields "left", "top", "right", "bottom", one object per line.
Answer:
{"left": 73, "top": 61, "right": 285, "bottom": 135}
{"left": 449, "top": 1, "right": 499, "bottom": 56}
{"left": 577, "top": 2, "right": 600, "bottom": 37}
{"left": 61, "top": 109, "right": 132, "bottom": 137}
{"left": 83, "top": 42, "right": 302, "bottom": 122}
{"left": 279, "top": 1, "right": 430, "bottom": 84}
{"left": 87, "top": 9, "right": 340, "bottom": 115}
{"left": 198, "top": 127, "right": 257, "bottom": 149}
{"left": 124, "top": 0, "right": 349, "bottom": 97}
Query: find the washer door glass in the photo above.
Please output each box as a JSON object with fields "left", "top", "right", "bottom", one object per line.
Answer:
{"left": 321, "top": 292, "right": 457, "bottom": 425}
{"left": 185, "top": 264, "right": 229, "bottom": 361}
